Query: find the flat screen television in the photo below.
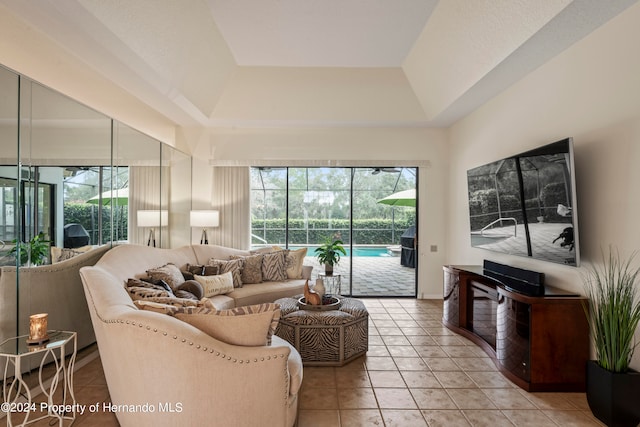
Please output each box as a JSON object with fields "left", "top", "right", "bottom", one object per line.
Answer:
{"left": 467, "top": 138, "right": 580, "bottom": 266}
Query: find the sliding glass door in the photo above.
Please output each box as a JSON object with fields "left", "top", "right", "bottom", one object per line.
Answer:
{"left": 351, "top": 167, "right": 417, "bottom": 297}
{"left": 250, "top": 166, "right": 417, "bottom": 297}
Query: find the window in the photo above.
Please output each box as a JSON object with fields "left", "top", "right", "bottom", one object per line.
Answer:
{"left": 251, "top": 166, "right": 417, "bottom": 297}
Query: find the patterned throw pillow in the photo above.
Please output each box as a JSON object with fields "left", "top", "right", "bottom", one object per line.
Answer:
{"left": 208, "top": 258, "right": 244, "bottom": 288}
{"left": 230, "top": 254, "right": 263, "bottom": 284}
{"left": 146, "top": 263, "right": 185, "bottom": 291}
{"left": 194, "top": 271, "right": 234, "bottom": 298}
{"left": 51, "top": 245, "right": 93, "bottom": 263}
{"left": 127, "top": 286, "right": 172, "bottom": 300}
{"left": 261, "top": 250, "right": 288, "bottom": 282}
{"left": 134, "top": 297, "right": 215, "bottom": 315}
{"left": 174, "top": 303, "right": 281, "bottom": 346}
{"left": 182, "top": 264, "right": 218, "bottom": 280}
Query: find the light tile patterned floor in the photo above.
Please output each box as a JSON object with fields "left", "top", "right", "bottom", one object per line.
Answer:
{"left": 18, "top": 299, "right": 603, "bottom": 426}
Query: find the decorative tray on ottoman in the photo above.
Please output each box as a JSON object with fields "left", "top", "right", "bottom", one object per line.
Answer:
{"left": 297, "top": 295, "right": 341, "bottom": 311}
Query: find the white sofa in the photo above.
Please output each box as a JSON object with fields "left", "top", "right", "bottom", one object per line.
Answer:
{"left": 79, "top": 244, "right": 306, "bottom": 427}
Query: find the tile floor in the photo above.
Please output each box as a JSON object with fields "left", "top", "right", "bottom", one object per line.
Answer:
{"left": 7, "top": 298, "right": 604, "bottom": 426}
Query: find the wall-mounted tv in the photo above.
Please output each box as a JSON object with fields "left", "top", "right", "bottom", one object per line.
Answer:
{"left": 467, "top": 138, "right": 580, "bottom": 266}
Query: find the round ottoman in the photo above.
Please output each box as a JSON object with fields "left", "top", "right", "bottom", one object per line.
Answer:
{"left": 274, "top": 296, "right": 369, "bottom": 366}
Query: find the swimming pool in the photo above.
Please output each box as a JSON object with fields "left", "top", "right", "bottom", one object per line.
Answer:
{"left": 289, "top": 246, "right": 392, "bottom": 257}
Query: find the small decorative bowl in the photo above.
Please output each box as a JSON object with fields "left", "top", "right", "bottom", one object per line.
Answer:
{"left": 298, "top": 295, "right": 341, "bottom": 311}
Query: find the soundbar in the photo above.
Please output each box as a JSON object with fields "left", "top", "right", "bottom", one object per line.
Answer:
{"left": 483, "top": 260, "right": 545, "bottom": 296}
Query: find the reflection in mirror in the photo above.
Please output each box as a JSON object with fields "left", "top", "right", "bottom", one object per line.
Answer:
{"left": 0, "top": 66, "right": 19, "bottom": 266}
{"left": 21, "top": 80, "right": 112, "bottom": 259}
{"left": 0, "top": 66, "right": 193, "bottom": 378}
{"left": 113, "top": 121, "right": 163, "bottom": 246}
{"left": 162, "top": 144, "right": 191, "bottom": 248}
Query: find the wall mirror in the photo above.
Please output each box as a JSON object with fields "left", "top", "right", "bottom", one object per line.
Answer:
{"left": 0, "top": 64, "right": 191, "bottom": 356}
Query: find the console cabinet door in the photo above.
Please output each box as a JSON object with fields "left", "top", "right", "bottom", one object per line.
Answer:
{"left": 496, "top": 294, "right": 531, "bottom": 382}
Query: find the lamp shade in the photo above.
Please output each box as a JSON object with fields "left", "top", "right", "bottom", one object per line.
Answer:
{"left": 190, "top": 210, "right": 220, "bottom": 228}
{"left": 137, "top": 210, "right": 168, "bottom": 227}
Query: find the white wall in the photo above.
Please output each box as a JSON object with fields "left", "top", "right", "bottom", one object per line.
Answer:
{"left": 184, "top": 126, "right": 449, "bottom": 298}
{"left": 448, "top": 2, "right": 640, "bottom": 369}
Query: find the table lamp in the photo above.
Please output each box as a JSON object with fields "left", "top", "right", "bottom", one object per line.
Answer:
{"left": 190, "top": 210, "right": 219, "bottom": 244}
{"left": 137, "top": 210, "right": 168, "bottom": 247}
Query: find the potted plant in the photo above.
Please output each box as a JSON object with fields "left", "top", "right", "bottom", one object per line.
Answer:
{"left": 314, "top": 238, "right": 346, "bottom": 275}
{"left": 582, "top": 247, "right": 640, "bottom": 427}
{"left": 9, "top": 232, "right": 51, "bottom": 266}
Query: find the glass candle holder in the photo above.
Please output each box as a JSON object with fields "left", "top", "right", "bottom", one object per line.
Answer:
{"left": 27, "top": 313, "right": 49, "bottom": 344}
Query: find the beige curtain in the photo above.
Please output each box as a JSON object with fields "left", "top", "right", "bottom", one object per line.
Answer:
{"left": 128, "top": 166, "right": 169, "bottom": 246}
{"left": 209, "top": 167, "right": 250, "bottom": 249}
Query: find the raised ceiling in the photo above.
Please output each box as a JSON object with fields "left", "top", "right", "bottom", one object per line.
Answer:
{"left": 0, "top": 0, "right": 637, "bottom": 129}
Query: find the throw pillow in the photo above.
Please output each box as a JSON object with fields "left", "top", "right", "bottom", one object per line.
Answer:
{"left": 175, "top": 280, "right": 204, "bottom": 300}
{"left": 129, "top": 277, "right": 175, "bottom": 295}
{"left": 194, "top": 271, "right": 234, "bottom": 297}
{"left": 174, "top": 303, "right": 281, "bottom": 346}
{"left": 147, "top": 263, "right": 185, "bottom": 291}
{"left": 230, "top": 254, "right": 263, "bottom": 284}
{"left": 134, "top": 297, "right": 215, "bottom": 315}
{"left": 174, "top": 289, "right": 198, "bottom": 300}
{"left": 285, "top": 248, "right": 307, "bottom": 279}
{"left": 51, "top": 245, "right": 93, "bottom": 263}
{"left": 208, "top": 258, "right": 244, "bottom": 288}
{"left": 261, "top": 250, "right": 288, "bottom": 282}
{"left": 127, "top": 286, "right": 172, "bottom": 301}
{"left": 250, "top": 246, "right": 277, "bottom": 255}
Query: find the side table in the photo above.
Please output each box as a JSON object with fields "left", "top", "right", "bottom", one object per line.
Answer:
{"left": 0, "top": 331, "right": 77, "bottom": 426}
{"left": 318, "top": 274, "right": 342, "bottom": 295}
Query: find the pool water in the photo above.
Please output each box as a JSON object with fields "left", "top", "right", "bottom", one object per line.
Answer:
{"left": 290, "top": 246, "right": 392, "bottom": 257}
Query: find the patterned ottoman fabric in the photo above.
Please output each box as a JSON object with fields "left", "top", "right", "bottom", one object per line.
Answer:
{"left": 274, "top": 295, "right": 369, "bottom": 366}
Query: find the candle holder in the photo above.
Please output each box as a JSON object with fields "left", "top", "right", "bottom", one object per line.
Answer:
{"left": 26, "top": 313, "right": 50, "bottom": 345}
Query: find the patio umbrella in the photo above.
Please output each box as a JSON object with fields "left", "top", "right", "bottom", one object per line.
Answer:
{"left": 377, "top": 189, "right": 416, "bottom": 207}
{"left": 86, "top": 188, "right": 129, "bottom": 206}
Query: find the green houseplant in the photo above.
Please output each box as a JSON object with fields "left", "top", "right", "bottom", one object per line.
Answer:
{"left": 582, "top": 247, "right": 640, "bottom": 427}
{"left": 314, "top": 238, "right": 346, "bottom": 275}
{"left": 9, "top": 232, "right": 51, "bottom": 266}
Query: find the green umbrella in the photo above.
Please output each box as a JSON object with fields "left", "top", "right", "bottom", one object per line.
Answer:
{"left": 86, "top": 188, "right": 128, "bottom": 206}
{"left": 377, "top": 189, "right": 416, "bottom": 207}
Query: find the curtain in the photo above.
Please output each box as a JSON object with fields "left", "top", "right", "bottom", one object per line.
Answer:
{"left": 128, "top": 166, "right": 169, "bottom": 246}
{"left": 209, "top": 167, "right": 250, "bottom": 249}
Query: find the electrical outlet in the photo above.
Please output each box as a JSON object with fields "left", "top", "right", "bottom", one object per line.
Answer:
{"left": 430, "top": 245, "right": 438, "bottom": 252}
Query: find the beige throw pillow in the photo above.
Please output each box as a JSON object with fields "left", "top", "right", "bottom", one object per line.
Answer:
{"left": 146, "top": 263, "right": 185, "bottom": 291}
{"left": 194, "top": 271, "right": 234, "bottom": 298}
{"left": 285, "top": 247, "right": 307, "bottom": 279}
{"left": 175, "top": 303, "right": 281, "bottom": 346}
{"left": 208, "top": 258, "right": 244, "bottom": 288}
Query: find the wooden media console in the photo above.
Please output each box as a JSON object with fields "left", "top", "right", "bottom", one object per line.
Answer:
{"left": 442, "top": 264, "right": 589, "bottom": 392}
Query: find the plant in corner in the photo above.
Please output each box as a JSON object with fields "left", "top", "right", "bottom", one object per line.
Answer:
{"left": 582, "top": 247, "right": 640, "bottom": 427}
{"left": 9, "top": 232, "right": 51, "bottom": 266}
{"left": 314, "top": 238, "right": 346, "bottom": 276}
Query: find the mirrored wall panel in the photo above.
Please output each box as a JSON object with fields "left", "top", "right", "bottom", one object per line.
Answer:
{"left": 0, "top": 65, "right": 191, "bottom": 359}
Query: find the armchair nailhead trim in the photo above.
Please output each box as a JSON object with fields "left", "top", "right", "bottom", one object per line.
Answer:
{"left": 109, "top": 318, "right": 290, "bottom": 366}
